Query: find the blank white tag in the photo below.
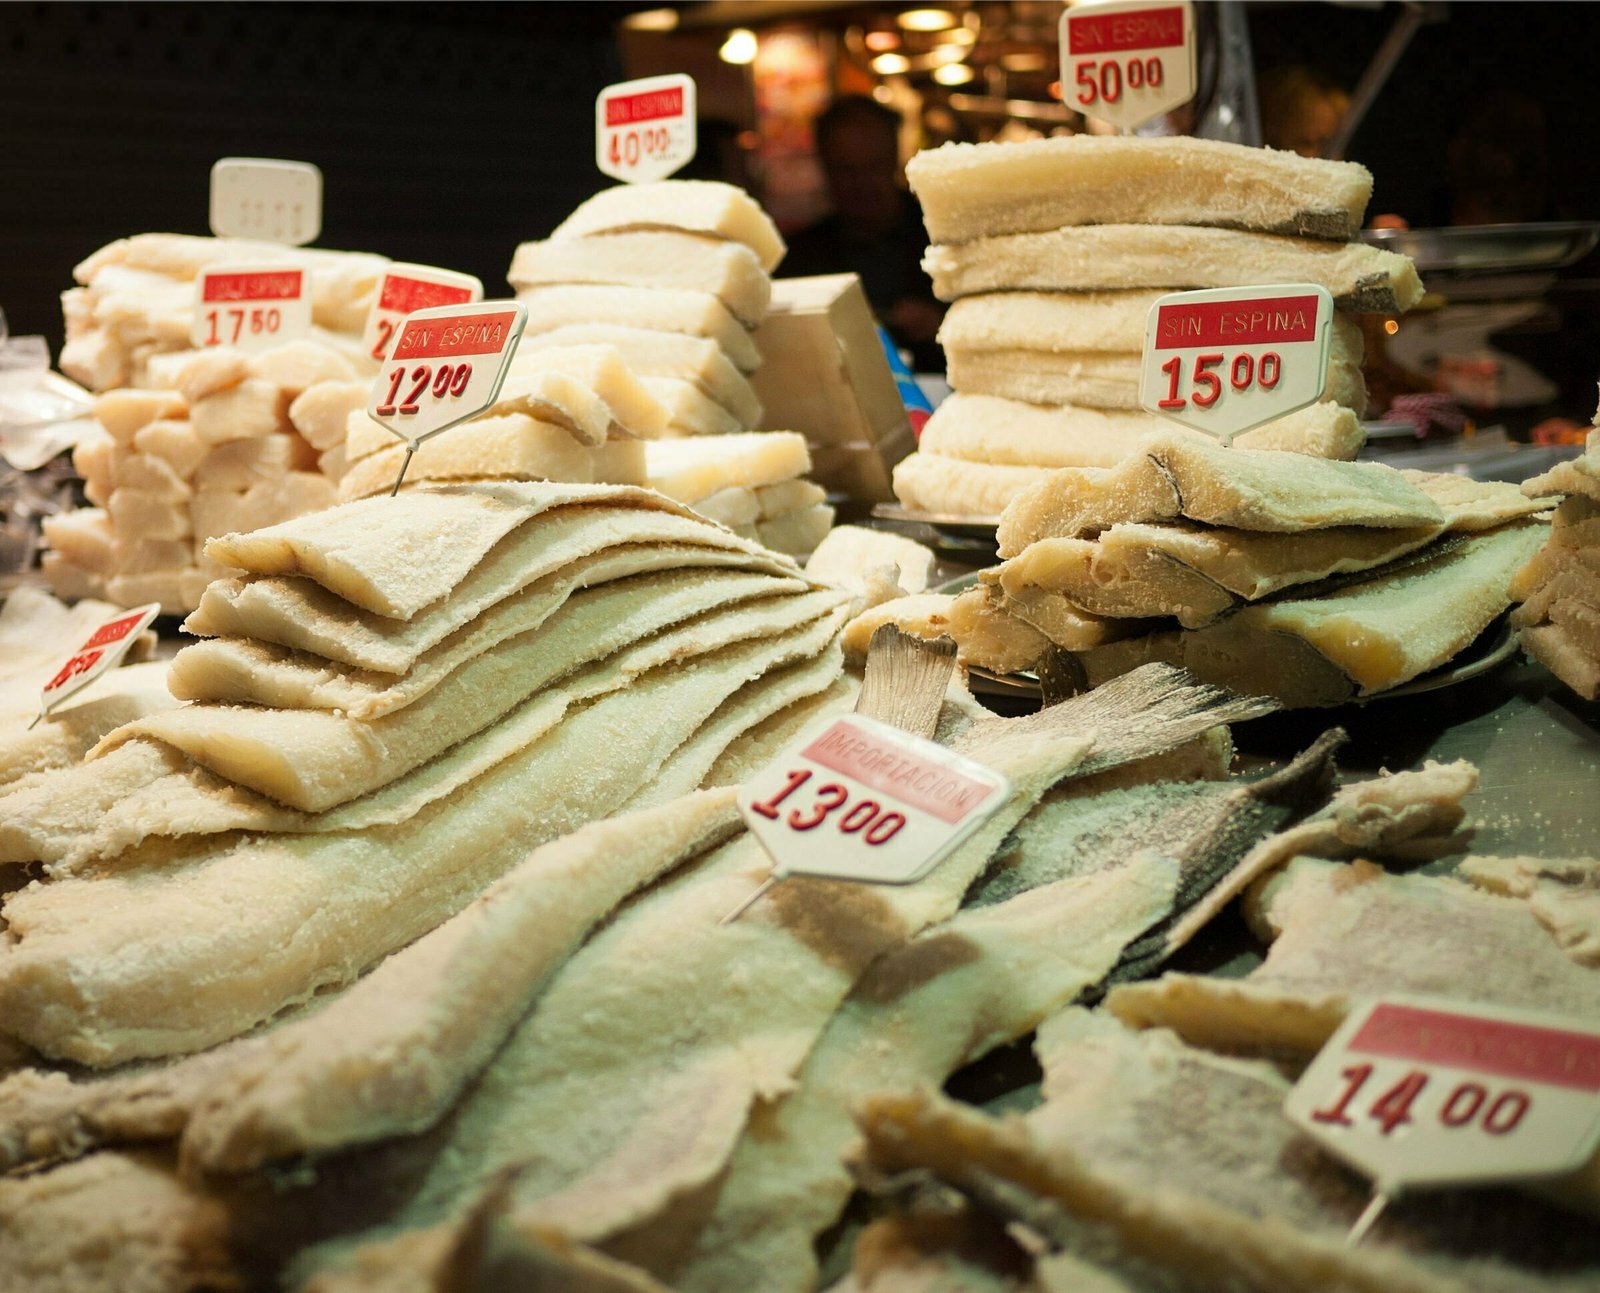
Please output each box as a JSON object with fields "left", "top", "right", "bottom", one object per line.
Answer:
{"left": 210, "top": 158, "right": 322, "bottom": 245}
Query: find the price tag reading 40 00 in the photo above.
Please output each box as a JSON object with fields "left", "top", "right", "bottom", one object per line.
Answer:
{"left": 362, "top": 264, "right": 484, "bottom": 363}
{"left": 596, "top": 73, "right": 696, "bottom": 184}
{"left": 366, "top": 300, "right": 527, "bottom": 449}
{"left": 191, "top": 264, "right": 313, "bottom": 353}
{"left": 1140, "top": 283, "right": 1334, "bottom": 444}
{"left": 1059, "top": 0, "right": 1196, "bottom": 132}
{"left": 737, "top": 713, "right": 1009, "bottom": 888}
{"left": 1286, "top": 997, "right": 1600, "bottom": 1206}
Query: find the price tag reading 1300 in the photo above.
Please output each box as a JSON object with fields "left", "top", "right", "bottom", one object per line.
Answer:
{"left": 1059, "top": 0, "right": 1196, "bottom": 132}
{"left": 596, "top": 73, "right": 696, "bottom": 184}
{"left": 366, "top": 301, "right": 527, "bottom": 447}
{"left": 1286, "top": 996, "right": 1600, "bottom": 1200}
{"left": 737, "top": 713, "right": 1010, "bottom": 887}
{"left": 1140, "top": 283, "right": 1333, "bottom": 444}
{"left": 191, "top": 263, "right": 313, "bottom": 353}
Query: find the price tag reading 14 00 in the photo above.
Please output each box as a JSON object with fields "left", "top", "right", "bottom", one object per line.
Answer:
{"left": 191, "top": 264, "right": 313, "bottom": 353}
{"left": 366, "top": 300, "right": 527, "bottom": 448}
{"left": 596, "top": 73, "right": 696, "bottom": 184}
{"left": 1286, "top": 996, "right": 1600, "bottom": 1212}
{"left": 737, "top": 713, "right": 1009, "bottom": 888}
{"left": 1060, "top": 0, "right": 1196, "bottom": 132}
{"left": 1140, "top": 283, "right": 1334, "bottom": 444}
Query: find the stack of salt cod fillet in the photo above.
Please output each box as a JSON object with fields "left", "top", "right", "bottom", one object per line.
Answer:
{"left": 891, "top": 134, "right": 1426, "bottom": 519}
{"left": 508, "top": 179, "right": 836, "bottom": 554}
{"left": 0, "top": 663, "right": 1550, "bottom": 1291}
{"left": 850, "top": 847, "right": 1600, "bottom": 1293}
{"left": 863, "top": 433, "right": 1557, "bottom": 702}
{"left": 43, "top": 233, "right": 392, "bottom": 611}
{"left": 1511, "top": 426, "right": 1600, "bottom": 698}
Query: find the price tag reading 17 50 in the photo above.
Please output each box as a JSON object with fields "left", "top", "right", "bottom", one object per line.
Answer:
{"left": 191, "top": 263, "right": 313, "bottom": 353}
{"left": 1059, "top": 0, "right": 1196, "bottom": 132}
{"left": 35, "top": 603, "right": 161, "bottom": 727}
{"left": 362, "top": 264, "right": 484, "bottom": 363}
{"left": 596, "top": 73, "right": 696, "bottom": 184}
{"left": 1140, "top": 283, "right": 1334, "bottom": 444}
{"left": 737, "top": 713, "right": 1010, "bottom": 887}
{"left": 1286, "top": 996, "right": 1600, "bottom": 1201}
{"left": 366, "top": 300, "right": 527, "bottom": 447}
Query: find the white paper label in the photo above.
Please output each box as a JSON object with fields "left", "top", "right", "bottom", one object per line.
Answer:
{"left": 738, "top": 713, "right": 1010, "bottom": 886}
{"left": 366, "top": 300, "right": 527, "bottom": 446}
{"left": 1059, "top": 0, "right": 1196, "bottom": 132}
{"left": 38, "top": 603, "right": 160, "bottom": 720}
{"left": 191, "top": 263, "right": 313, "bottom": 353}
{"left": 362, "top": 264, "right": 484, "bottom": 364}
{"left": 1286, "top": 995, "right": 1600, "bottom": 1195}
{"left": 596, "top": 73, "right": 697, "bottom": 184}
{"left": 1139, "top": 283, "right": 1334, "bottom": 444}
{"left": 209, "top": 157, "right": 322, "bottom": 245}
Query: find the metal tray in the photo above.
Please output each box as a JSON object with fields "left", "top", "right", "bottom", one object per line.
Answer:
{"left": 1359, "top": 222, "right": 1600, "bottom": 274}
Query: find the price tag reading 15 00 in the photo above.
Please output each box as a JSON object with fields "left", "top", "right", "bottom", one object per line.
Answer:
{"left": 737, "top": 713, "right": 1009, "bottom": 887}
{"left": 366, "top": 301, "right": 527, "bottom": 447}
{"left": 1059, "top": 0, "right": 1196, "bottom": 132}
{"left": 596, "top": 73, "right": 696, "bottom": 184}
{"left": 1140, "top": 283, "right": 1334, "bottom": 444}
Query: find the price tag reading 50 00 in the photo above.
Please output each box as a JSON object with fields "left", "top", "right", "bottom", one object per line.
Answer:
{"left": 1060, "top": 0, "right": 1195, "bottom": 132}
{"left": 191, "top": 264, "right": 312, "bottom": 353}
{"left": 738, "top": 713, "right": 1010, "bottom": 887}
{"left": 597, "top": 73, "right": 696, "bottom": 184}
{"left": 1140, "top": 284, "right": 1334, "bottom": 444}
{"left": 366, "top": 301, "right": 527, "bottom": 447}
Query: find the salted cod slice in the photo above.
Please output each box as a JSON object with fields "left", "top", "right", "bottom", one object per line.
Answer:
{"left": 186, "top": 505, "right": 798, "bottom": 673}
{"left": 904, "top": 134, "right": 1372, "bottom": 244}
{"left": 0, "top": 581, "right": 841, "bottom": 867}
{"left": 996, "top": 433, "right": 1442, "bottom": 557}
{"left": 1456, "top": 854, "right": 1600, "bottom": 967}
{"left": 550, "top": 179, "right": 787, "bottom": 272}
{"left": 924, "top": 225, "right": 1420, "bottom": 310}
{"left": 518, "top": 285, "right": 761, "bottom": 374}
{"left": 0, "top": 610, "right": 846, "bottom": 1066}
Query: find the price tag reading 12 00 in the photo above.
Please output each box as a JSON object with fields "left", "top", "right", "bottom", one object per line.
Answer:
{"left": 191, "top": 264, "right": 313, "bottom": 353}
{"left": 738, "top": 713, "right": 1009, "bottom": 887}
{"left": 366, "top": 300, "right": 527, "bottom": 447}
{"left": 1286, "top": 996, "right": 1600, "bottom": 1200}
{"left": 1059, "top": 0, "right": 1195, "bottom": 132}
{"left": 596, "top": 73, "right": 696, "bottom": 183}
{"left": 1140, "top": 283, "right": 1333, "bottom": 444}
{"left": 36, "top": 603, "right": 161, "bottom": 725}
{"left": 362, "top": 264, "right": 484, "bottom": 362}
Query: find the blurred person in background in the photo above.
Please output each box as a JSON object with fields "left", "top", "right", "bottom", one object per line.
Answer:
{"left": 1257, "top": 65, "right": 1349, "bottom": 158}
{"left": 782, "top": 95, "right": 945, "bottom": 370}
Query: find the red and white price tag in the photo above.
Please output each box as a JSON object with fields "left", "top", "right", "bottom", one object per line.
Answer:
{"left": 738, "top": 713, "right": 1009, "bottom": 887}
{"left": 209, "top": 157, "right": 322, "bottom": 246}
{"left": 1059, "top": 0, "right": 1195, "bottom": 132}
{"left": 191, "top": 263, "right": 313, "bottom": 353}
{"left": 596, "top": 73, "right": 697, "bottom": 184}
{"left": 36, "top": 603, "right": 160, "bottom": 724}
{"left": 366, "top": 300, "right": 527, "bottom": 446}
{"left": 1140, "top": 283, "right": 1334, "bottom": 444}
{"left": 362, "top": 264, "right": 484, "bottom": 363}
{"left": 1286, "top": 996, "right": 1600, "bottom": 1199}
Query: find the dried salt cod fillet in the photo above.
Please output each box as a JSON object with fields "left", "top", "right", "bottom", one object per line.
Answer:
{"left": 97, "top": 587, "right": 845, "bottom": 812}
{"left": 893, "top": 454, "right": 1052, "bottom": 520}
{"left": 701, "top": 675, "right": 861, "bottom": 788}
{"left": 551, "top": 180, "right": 786, "bottom": 272}
{"left": 1404, "top": 469, "right": 1560, "bottom": 530}
{"left": 1108, "top": 857, "right": 1600, "bottom": 1062}
{"left": 1163, "top": 761, "right": 1478, "bottom": 958}
{"left": 1174, "top": 522, "right": 1546, "bottom": 705}
{"left": 1458, "top": 854, "right": 1600, "bottom": 967}
{"left": 937, "top": 289, "right": 1162, "bottom": 352}
{"left": 921, "top": 393, "right": 1362, "bottom": 469}
{"left": 906, "top": 135, "right": 1372, "bottom": 243}
{"left": 841, "top": 595, "right": 957, "bottom": 661}
{"left": 0, "top": 616, "right": 845, "bottom": 1066}
{"left": 665, "top": 857, "right": 1177, "bottom": 1293}
{"left": 518, "top": 285, "right": 761, "bottom": 374}
{"left": 641, "top": 376, "right": 746, "bottom": 437}
{"left": 0, "top": 586, "right": 156, "bottom": 685}
{"left": 0, "top": 661, "right": 176, "bottom": 794}
{"left": 1510, "top": 541, "right": 1600, "bottom": 605}
{"left": 509, "top": 231, "right": 772, "bottom": 327}
{"left": 522, "top": 324, "right": 764, "bottom": 427}
{"left": 0, "top": 1149, "right": 237, "bottom": 1293}
{"left": 927, "top": 226, "right": 1420, "bottom": 310}
{"left": 644, "top": 431, "right": 811, "bottom": 504}
{"left": 9, "top": 583, "right": 833, "bottom": 867}
{"left": 169, "top": 561, "right": 804, "bottom": 716}
{"left": 179, "top": 791, "right": 743, "bottom": 1174}
{"left": 854, "top": 1089, "right": 1466, "bottom": 1293}
{"left": 997, "top": 433, "right": 1441, "bottom": 557}
{"left": 986, "top": 583, "right": 1147, "bottom": 654}
{"left": 1522, "top": 449, "right": 1600, "bottom": 504}
{"left": 187, "top": 505, "right": 796, "bottom": 672}
{"left": 945, "top": 585, "right": 1051, "bottom": 675}
{"left": 1018, "top": 1008, "right": 1600, "bottom": 1293}
{"left": 1521, "top": 622, "right": 1600, "bottom": 699}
